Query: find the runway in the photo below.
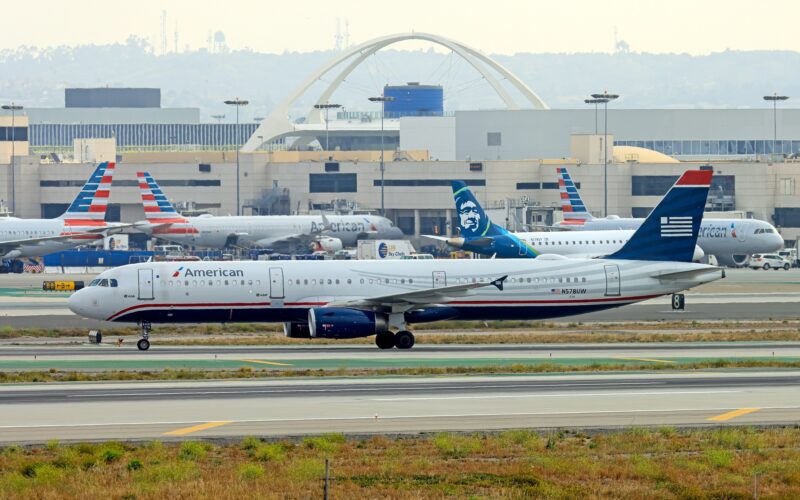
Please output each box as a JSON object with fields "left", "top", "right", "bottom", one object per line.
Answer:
{"left": 1, "top": 371, "right": 798, "bottom": 443}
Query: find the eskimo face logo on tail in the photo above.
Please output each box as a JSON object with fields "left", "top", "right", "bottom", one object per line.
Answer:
{"left": 660, "top": 216, "right": 693, "bottom": 237}
{"left": 458, "top": 200, "right": 481, "bottom": 235}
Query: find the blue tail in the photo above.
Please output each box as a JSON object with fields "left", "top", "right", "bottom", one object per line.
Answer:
{"left": 451, "top": 181, "right": 538, "bottom": 258}
{"left": 607, "top": 170, "right": 712, "bottom": 262}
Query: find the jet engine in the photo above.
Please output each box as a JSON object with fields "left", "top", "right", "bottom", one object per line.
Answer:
{"left": 312, "top": 237, "right": 343, "bottom": 253}
{"left": 308, "top": 308, "right": 388, "bottom": 339}
{"left": 283, "top": 322, "right": 311, "bottom": 338}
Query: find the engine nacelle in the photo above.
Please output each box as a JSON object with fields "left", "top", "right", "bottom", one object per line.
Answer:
{"left": 313, "top": 237, "right": 343, "bottom": 253}
{"left": 283, "top": 322, "right": 311, "bottom": 338}
{"left": 692, "top": 245, "right": 705, "bottom": 263}
{"left": 308, "top": 308, "right": 388, "bottom": 339}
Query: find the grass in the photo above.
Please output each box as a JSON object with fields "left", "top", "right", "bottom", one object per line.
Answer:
{"left": 1, "top": 428, "right": 799, "bottom": 498}
{"left": 1, "top": 359, "right": 800, "bottom": 383}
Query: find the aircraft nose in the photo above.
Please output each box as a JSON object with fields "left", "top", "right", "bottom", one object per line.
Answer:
{"left": 67, "top": 290, "right": 86, "bottom": 316}
{"left": 390, "top": 227, "right": 404, "bottom": 238}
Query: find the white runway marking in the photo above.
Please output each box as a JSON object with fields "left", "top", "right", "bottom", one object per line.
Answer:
{"left": 370, "top": 390, "right": 741, "bottom": 401}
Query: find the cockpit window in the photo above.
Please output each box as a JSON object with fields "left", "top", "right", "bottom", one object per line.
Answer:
{"left": 89, "top": 279, "right": 100, "bottom": 287}
{"left": 110, "top": 279, "right": 118, "bottom": 287}
{"left": 90, "top": 279, "right": 113, "bottom": 287}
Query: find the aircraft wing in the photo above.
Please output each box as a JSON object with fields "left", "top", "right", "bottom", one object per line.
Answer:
{"left": 0, "top": 225, "right": 131, "bottom": 255}
{"left": 327, "top": 275, "right": 507, "bottom": 313}
{"left": 252, "top": 233, "right": 314, "bottom": 248}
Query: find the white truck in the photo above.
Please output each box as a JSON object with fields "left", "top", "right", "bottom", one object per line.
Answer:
{"left": 357, "top": 240, "right": 416, "bottom": 260}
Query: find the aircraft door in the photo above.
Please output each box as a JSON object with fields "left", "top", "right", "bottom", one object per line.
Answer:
{"left": 269, "top": 267, "right": 285, "bottom": 299}
{"left": 734, "top": 221, "right": 748, "bottom": 242}
{"left": 604, "top": 265, "right": 621, "bottom": 297}
{"left": 518, "top": 239, "right": 527, "bottom": 256}
{"left": 432, "top": 271, "right": 447, "bottom": 288}
{"left": 137, "top": 269, "right": 154, "bottom": 300}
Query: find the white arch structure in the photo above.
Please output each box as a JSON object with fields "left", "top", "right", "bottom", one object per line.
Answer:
{"left": 242, "top": 32, "right": 549, "bottom": 152}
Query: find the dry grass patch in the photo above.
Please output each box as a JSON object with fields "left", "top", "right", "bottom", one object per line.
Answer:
{"left": 1, "top": 427, "right": 799, "bottom": 498}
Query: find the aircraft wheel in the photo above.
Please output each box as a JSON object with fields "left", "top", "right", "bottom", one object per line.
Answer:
{"left": 137, "top": 339, "right": 151, "bottom": 351}
{"left": 375, "top": 332, "right": 395, "bottom": 349}
{"left": 394, "top": 331, "right": 415, "bottom": 350}
{"left": 763, "top": 264, "right": 770, "bottom": 270}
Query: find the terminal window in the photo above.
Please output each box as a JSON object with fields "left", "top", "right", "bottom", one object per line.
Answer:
{"left": 310, "top": 173, "right": 357, "bottom": 193}
{"left": 487, "top": 132, "right": 502, "bottom": 146}
{"left": 632, "top": 175, "right": 734, "bottom": 196}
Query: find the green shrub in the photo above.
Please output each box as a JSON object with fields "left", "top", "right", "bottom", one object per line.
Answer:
{"left": 706, "top": 449, "right": 734, "bottom": 468}
{"left": 303, "top": 433, "right": 345, "bottom": 453}
{"left": 100, "top": 446, "right": 124, "bottom": 463}
{"left": 237, "top": 463, "right": 264, "bottom": 481}
{"left": 433, "top": 433, "right": 482, "bottom": 458}
{"left": 127, "top": 459, "right": 143, "bottom": 471}
{"left": 289, "top": 458, "right": 324, "bottom": 482}
{"left": 241, "top": 436, "right": 261, "bottom": 451}
{"left": 253, "top": 443, "right": 285, "bottom": 462}
{"left": 178, "top": 441, "right": 208, "bottom": 461}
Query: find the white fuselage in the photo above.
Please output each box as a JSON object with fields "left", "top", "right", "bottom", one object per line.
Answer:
{"left": 556, "top": 218, "right": 783, "bottom": 257}
{"left": 0, "top": 218, "right": 104, "bottom": 258}
{"left": 141, "top": 214, "right": 403, "bottom": 250}
{"left": 69, "top": 258, "right": 723, "bottom": 325}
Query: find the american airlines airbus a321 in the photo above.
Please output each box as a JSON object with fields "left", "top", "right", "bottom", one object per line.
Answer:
{"left": 135, "top": 172, "right": 402, "bottom": 252}
{"left": 0, "top": 162, "right": 125, "bottom": 259}
{"left": 70, "top": 170, "right": 724, "bottom": 351}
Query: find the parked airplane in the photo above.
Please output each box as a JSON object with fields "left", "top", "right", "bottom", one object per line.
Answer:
{"left": 554, "top": 167, "right": 783, "bottom": 266}
{"left": 424, "top": 181, "right": 704, "bottom": 261}
{"left": 134, "top": 172, "right": 403, "bottom": 253}
{"left": 69, "top": 169, "right": 723, "bottom": 351}
{"left": 0, "top": 162, "right": 124, "bottom": 259}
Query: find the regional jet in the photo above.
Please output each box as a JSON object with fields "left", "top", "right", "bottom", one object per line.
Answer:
{"left": 69, "top": 169, "right": 723, "bottom": 351}
{"left": 554, "top": 167, "right": 783, "bottom": 266}
{"left": 134, "top": 172, "right": 403, "bottom": 253}
{"left": 426, "top": 180, "right": 704, "bottom": 261}
{"left": 0, "top": 162, "right": 125, "bottom": 259}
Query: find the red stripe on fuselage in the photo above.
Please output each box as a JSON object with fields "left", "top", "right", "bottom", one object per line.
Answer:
{"left": 63, "top": 220, "right": 108, "bottom": 226}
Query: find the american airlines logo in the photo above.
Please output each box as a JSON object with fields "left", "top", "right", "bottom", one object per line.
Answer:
{"left": 660, "top": 216, "right": 693, "bottom": 237}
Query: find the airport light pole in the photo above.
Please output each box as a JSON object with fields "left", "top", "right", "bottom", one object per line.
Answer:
{"left": 368, "top": 95, "right": 395, "bottom": 216}
{"left": 211, "top": 114, "right": 225, "bottom": 124}
{"left": 224, "top": 98, "right": 248, "bottom": 216}
{"left": 763, "top": 93, "right": 789, "bottom": 161}
{"left": 2, "top": 103, "right": 23, "bottom": 214}
{"left": 584, "top": 98, "right": 605, "bottom": 134}
{"left": 590, "top": 92, "right": 619, "bottom": 217}
{"left": 313, "top": 103, "right": 342, "bottom": 152}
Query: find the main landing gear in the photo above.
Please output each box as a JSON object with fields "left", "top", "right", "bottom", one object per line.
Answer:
{"left": 375, "top": 330, "right": 415, "bottom": 350}
{"left": 137, "top": 321, "right": 151, "bottom": 351}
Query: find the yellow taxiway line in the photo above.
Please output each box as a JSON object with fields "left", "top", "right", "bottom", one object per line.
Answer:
{"left": 613, "top": 357, "right": 676, "bottom": 364}
{"left": 163, "top": 421, "right": 233, "bottom": 436}
{"left": 240, "top": 359, "right": 293, "bottom": 367}
{"left": 707, "top": 408, "right": 761, "bottom": 422}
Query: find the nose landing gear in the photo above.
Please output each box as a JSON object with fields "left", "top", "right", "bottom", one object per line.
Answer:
{"left": 137, "top": 321, "right": 151, "bottom": 351}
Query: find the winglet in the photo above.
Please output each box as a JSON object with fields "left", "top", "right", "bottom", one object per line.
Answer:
{"left": 491, "top": 275, "right": 508, "bottom": 291}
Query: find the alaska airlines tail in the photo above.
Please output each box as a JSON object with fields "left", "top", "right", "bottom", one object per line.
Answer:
{"left": 136, "top": 172, "right": 188, "bottom": 223}
{"left": 58, "top": 162, "right": 115, "bottom": 225}
{"left": 557, "top": 167, "right": 594, "bottom": 226}
{"left": 450, "top": 181, "right": 538, "bottom": 258}
{"left": 607, "top": 170, "right": 712, "bottom": 262}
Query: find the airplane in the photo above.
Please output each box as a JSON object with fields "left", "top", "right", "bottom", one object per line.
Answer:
{"left": 134, "top": 172, "right": 403, "bottom": 253}
{"left": 554, "top": 166, "right": 784, "bottom": 266}
{"left": 69, "top": 169, "right": 724, "bottom": 351}
{"left": 0, "top": 162, "right": 125, "bottom": 259}
{"left": 424, "top": 181, "right": 704, "bottom": 262}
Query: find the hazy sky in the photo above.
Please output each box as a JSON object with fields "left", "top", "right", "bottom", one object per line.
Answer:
{"left": 2, "top": 0, "right": 799, "bottom": 55}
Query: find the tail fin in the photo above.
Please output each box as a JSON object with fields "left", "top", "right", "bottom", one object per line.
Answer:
{"left": 557, "top": 167, "right": 593, "bottom": 223}
{"left": 136, "top": 172, "right": 187, "bottom": 223}
{"left": 451, "top": 181, "right": 505, "bottom": 238}
{"left": 59, "top": 162, "right": 115, "bottom": 224}
{"left": 607, "top": 170, "right": 712, "bottom": 262}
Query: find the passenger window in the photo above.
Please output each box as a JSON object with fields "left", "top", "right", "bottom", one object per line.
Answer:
{"left": 582, "top": 277, "right": 587, "bottom": 282}
{"left": 360, "top": 279, "right": 364, "bottom": 284}
{"left": 256, "top": 280, "right": 260, "bottom": 286}
{"left": 566, "top": 277, "right": 570, "bottom": 283}
{"left": 168, "top": 281, "right": 174, "bottom": 287}
{"left": 409, "top": 279, "right": 413, "bottom": 284}
{"left": 248, "top": 280, "right": 253, "bottom": 286}
{"left": 288, "top": 279, "right": 293, "bottom": 285}
{"left": 304, "top": 279, "right": 308, "bottom": 285}
{"left": 335, "top": 279, "right": 340, "bottom": 285}
{"left": 192, "top": 280, "right": 197, "bottom": 286}
{"left": 185, "top": 280, "right": 190, "bottom": 286}
{"left": 347, "top": 279, "right": 351, "bottom": 284}
{"left": 328, "top": 279, "right": 333, "bottom": 285}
